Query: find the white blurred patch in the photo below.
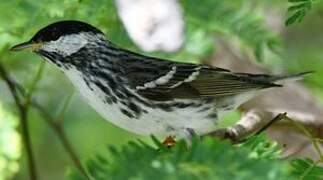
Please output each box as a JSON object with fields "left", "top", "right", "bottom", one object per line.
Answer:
{"left": 116, "top": 0, "right": 184, "bottom": 52}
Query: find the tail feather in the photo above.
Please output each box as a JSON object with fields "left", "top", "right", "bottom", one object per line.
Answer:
{"left": 234, "top": 71, "right": 312, "bottom": 87}
{"left": 268, "top": 71, "right": 313, "bottom": 83}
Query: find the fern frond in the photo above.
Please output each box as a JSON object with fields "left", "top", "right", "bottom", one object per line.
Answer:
{"left": 67, "top": 136, "right": 295, "bottom": 180}
{"left": 291, "top": 158, "right": 323, "bottom": 179}
{"left": 286, "top": 0, "right": 316, "bottom": 26}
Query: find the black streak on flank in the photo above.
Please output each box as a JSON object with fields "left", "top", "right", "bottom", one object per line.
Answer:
{"left": 115, "top": 90, "right": 127, "bottom": 99}
{"left": 207, "top": 112, "right": 218, "bottom": 119}
{"left": 197, "top": 106, "right": 211, "bottom": 112}
{"left": 83, "top": 78, "right": 94, "bottom": 91}
{"left": 156, "top": 104, "right": 173, "bottom": 112}
{"left": 128, "top": 102, "right": 142, "bottom": 117}
{"left": 94, "top": 81, "right": 112, "bottom": 96}
{"left": 93, "top": 81, "right": 118, "bottom": 104}
{"left": 172, "top": 102, "right": 193, "bottom": 109}
{"left": 110, "top": 96, "right": 117, "bottom": 103}
{"left": 104, "top": 97, "right": 113, "bottom": 105}
{"left": 120, "top": 108, "right": 135, "bottom": 118}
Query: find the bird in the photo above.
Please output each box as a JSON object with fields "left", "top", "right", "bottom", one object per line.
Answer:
{"left": 10, "top": 20, "right": 309, "bottom": 145}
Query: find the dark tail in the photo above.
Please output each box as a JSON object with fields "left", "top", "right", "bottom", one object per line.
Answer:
{"left": 235, "top": 71, "right": 313, "bottom": 88}
{"left": 268, "top": 71, "right": 313, "bottom": 83}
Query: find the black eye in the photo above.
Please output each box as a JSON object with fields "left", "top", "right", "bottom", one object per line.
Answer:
{"left": 33, "top": 28, "right": 61, "bottom": 42}
{"left": 47, "top": 29, "right": 61, "bottom": 41}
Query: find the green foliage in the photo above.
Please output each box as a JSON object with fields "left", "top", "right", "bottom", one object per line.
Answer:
{"left": 240, "top": 135, "right": 283, "bottom": 160}
{"left": 0, "top": 102, "right": 21, "bottom": 180}
{"left": 67, "top": 136, "right": 296, "bottom": 180}
{"left": 291, "top": 158, "right": 323, "bottom": 179}
{"left": 285, "top": 0, "right": 315, "bottom": 26}
{"left": 179, "top": 0, "right": 280, "bottom": 62}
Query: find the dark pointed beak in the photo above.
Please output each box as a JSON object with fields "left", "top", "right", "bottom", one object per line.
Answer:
{"left": 10, "top": 41, "right": 43, "bottom": 52}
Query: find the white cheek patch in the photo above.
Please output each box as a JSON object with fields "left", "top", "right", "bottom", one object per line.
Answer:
{"left": 42, "top": 33, "right": 90, "bottom": 56}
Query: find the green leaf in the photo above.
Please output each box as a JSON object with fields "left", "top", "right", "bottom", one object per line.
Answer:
{"left": 291, "top": 158, "right": 323, "bottom": 179}
{"left": 285, "top": 0, "right": 314, "bottom": 26}
{"left": 288, "top": 3, "right": 310, "bottom": 12}
{"left": 0, "top": 102, "right": 21, "bottom": 180}
{"left": 286, "top": 10, "right": 304, "bottom": 26}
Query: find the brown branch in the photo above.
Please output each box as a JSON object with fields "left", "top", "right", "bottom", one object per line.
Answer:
{"left": 0, "top": 63, "right": 37, "bottom": 180}
{"left": 206, "top": 109, "right": 323, "bottom": 162}
{"left": 206, "top": 110, "right": 286, "bottom": 143}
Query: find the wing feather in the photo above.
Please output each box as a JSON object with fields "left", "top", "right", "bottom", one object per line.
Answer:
{"left": 132, "top": 65, "right": 278, "bottom": 101}
{"left": 119, "top": 53, "right": 278, "bottom": 101}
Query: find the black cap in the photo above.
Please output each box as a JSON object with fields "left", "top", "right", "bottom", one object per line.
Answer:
{"left": 31, "top": 20, "right": 103, "bottom": 42}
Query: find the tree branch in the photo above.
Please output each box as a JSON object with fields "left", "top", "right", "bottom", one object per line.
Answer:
{"left": 0, "top": 61, "right": 89, "bottom": 179}
{"left": 30, "top": 100, "right": 89, "bottom": 178}
{"left": 206, "top": 110, "right": 286, "bottom": 143}
{"left": 0, "top": 63, "right": 37, "bottom": 180}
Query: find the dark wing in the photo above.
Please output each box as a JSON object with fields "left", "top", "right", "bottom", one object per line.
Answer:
{"left": 119, "top": 52, "right": 279, "bottom": 101}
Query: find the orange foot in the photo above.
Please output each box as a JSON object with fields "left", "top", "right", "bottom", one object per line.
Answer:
{"left": 162, "top": 136, "right": 176, "bottom": 148}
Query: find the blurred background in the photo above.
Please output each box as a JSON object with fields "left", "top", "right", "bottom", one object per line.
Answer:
{"left": 0, "top": 0, "right": 322, "bottom": 179}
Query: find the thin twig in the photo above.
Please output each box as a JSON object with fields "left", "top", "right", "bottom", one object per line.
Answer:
{"left": 206, "top": 110, "right": 279, "bottom": 143}
{"left": 56, "top": 91, "right": 75, "bottom": 124}
{"left": 255, "top": 112, "right": 287, "bottom": 135}
{"left": 0, "top": 62, "right": 89, "bottom": 178}
{"left": 31, "top": 99, "right": 89, "bottom": 178}
{"left": 283, "top": 114, "right": 323, "bottom": 162}
{"left": 25, "top": 61, "right": 46, "bottom": 105}
{"left": 299, "top": 160, "right": 320, "bottom": 180}
{"left": 0, "top": 63, "right": 37, "bottom": 180}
